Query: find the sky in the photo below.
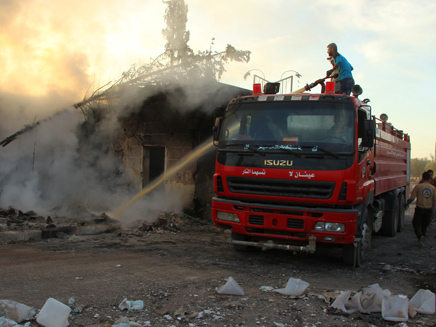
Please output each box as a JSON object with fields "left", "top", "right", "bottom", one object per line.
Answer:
{"left": 0, "top": 0, "right": 435, "bottom": 218}
{"left": 1, "top": 0, "right": 435, "bottom": 158}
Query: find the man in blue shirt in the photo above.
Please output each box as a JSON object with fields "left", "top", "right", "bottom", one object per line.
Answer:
{"left": 327, "top": 43, "right": 354, "bottom": 95}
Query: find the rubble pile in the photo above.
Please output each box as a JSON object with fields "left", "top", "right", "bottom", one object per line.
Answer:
{"left": 136, "top": 212, "right": 183, "bottom": 233}
{"left": 0, "top": 207, "right": 120, "bottom": 243}
{"left": 0, "top": 207, "right": 204, "bottom": 244}
{"left": 121, "top": 212, "right": 207, "bottom": 236}
{"left": 0, "top": 208, "right": 46, "bottom": 232}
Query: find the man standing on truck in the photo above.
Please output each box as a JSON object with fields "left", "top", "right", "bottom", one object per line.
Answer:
{"left": 327, "top": 56, "right": 340, "bottom": 93}
{"left": 326, "top": 43, "right": 354, "bottom": 95}
{"left": 406, "top": 171, "right": 436, "bottom": 247}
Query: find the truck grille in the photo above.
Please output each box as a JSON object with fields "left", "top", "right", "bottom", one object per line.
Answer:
{"left": 287, "top": 219, "right": 304, "bottom": 229}
{"left": 249, "top": 215, "right": 264, "bottom": 225}
{"left": 248, "top": 215, "right": 304, "bottom": 230}
{"left": 227, "top": 177, "right": 335, "bottom": 199}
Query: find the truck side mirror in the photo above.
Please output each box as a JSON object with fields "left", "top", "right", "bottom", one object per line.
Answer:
{"left": 361, "top": 119, "right": 375, "bottom": 148}
{"left": 213, "top": 117, "right": 222, "bottom": 144}
{"left": 213, "top": 106, "right": 226, "bottom": 145}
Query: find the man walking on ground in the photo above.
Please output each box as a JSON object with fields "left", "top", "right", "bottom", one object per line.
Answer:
{"left": 428, "top": 170, "right": 436, "bottom": 221}
{"left": 406, "top": 171, "right": 436, "bottom": 247}
{"left": 419, "top": 170, "right": 436, "bottom": 221}
{"left": 326, "top": 43, "right": 354, "bottom": 95}
{"left": 419, "top": 169, "right": 434, "bottom": 183}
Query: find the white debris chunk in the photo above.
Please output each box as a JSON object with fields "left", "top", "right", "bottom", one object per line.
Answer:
{"left": 36, "top": 298, "right": 71, "bottom": 327}
{"left": 118, "top": 298, "right": 144, "bottom": 311}
{"left": 0, "top": 316, "right": 19, "bottom": 327}
{"left": 217, "top": 276, "right": 244, "bottom": 296}
{"left": 274, "top": 278, "right": 309, "bottom": 296}
{"left": 331, "top": 291, "right": 357, "bottom": 314}
{"left": 382, "top": 294, "right": 409, "bottom": 322}
{"left": 0, "top": 317, "right": 30, "bottom": 327}
{"left": 360, "top": 283, "right": 391, "bottom": 313}
{"left": 0, "top": 300, "right": 36, "bottom": 323}
{"left": 409, "top": 289, "right": 435, "bottom": 315}
{"left": 330, "top": 283, "right": 392, "bottom": 314}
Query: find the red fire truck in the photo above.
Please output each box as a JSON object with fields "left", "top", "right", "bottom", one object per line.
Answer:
{"left": 211, "top": 77, "right": 410, "bottom": 267}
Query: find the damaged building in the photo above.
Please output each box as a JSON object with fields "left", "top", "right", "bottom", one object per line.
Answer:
{"left": 111, "top": 81, "right": 250, "bottom": 220}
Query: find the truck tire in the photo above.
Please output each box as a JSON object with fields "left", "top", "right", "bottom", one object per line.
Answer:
{"left": 343, "top": 211, "right": 370, "bottom": 267}
{"left": 397, "top": 194, "right": 406, "bottom": 232}
{"left": 343, "top": 241, "right": 362, "bottom": 267}
{"left": 231, "top": 232, "right": 256, "bottom": 252}
{"left": 381, "top": 197, "right": 399, "bottom": 237}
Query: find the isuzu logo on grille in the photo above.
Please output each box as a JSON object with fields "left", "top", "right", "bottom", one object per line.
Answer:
{"left": 264, "top": 159, "right": 294, "bottom": 167}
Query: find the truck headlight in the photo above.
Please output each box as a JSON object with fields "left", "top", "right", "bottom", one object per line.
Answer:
{"left": 325, "top": 222, "right": 345, "bottom": 232}
{"left": 314, "top": 222, "right": 345, "bottom": 233}
{"left": 217, "top": 211, "right": 240, "bottom": 223}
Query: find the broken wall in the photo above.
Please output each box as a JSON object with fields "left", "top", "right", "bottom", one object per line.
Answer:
{"left": 113, "top": 82, "right": 250, "bottom": 219}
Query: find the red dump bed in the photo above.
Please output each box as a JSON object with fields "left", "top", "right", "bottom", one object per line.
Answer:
{"left": 373, "top": 121, "right": 411, "bottom": 196}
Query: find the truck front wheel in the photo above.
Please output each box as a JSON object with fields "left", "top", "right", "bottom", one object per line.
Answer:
{"left": 343, "top": 212, "right": 371, "bottom": 267}
{"left": 343, "top": 241, "right": 363, "bottom": 267}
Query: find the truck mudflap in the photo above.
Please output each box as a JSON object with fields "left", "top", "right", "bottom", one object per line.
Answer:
{"left": 228, "top": 235, "right": 317, "bottom": 253}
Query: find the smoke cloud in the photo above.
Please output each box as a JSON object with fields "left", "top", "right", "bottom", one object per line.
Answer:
{"left": 0, "top": 93, "right": 186, "bottom": 227}
{"left": 0, "top": 0, "right": 208, "bottom": 225}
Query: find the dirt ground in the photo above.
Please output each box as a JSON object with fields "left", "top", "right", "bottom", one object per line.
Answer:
{"left": 1, "top": 207, "right": 436, "bottom": 327}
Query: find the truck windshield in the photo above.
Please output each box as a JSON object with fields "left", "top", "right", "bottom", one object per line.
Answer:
{"left": 219, "top": 101, "right": 355, "bottom": 154}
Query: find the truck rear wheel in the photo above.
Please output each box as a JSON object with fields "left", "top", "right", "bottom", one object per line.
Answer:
{"left": 231, "top": 232, "right": 256, "bottom": 252}
{"left": 397, "top": 194, "right": 406, "bottom": 232}
{"left": 382, "top": 197, "right": 399, "bottom": 237}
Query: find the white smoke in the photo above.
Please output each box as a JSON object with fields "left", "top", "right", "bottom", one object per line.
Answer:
{"left": 0, "top": 89, "right": 185, "bottom": 225}
{"left": 0, "top": 0, "right": 243, "bottom": 226}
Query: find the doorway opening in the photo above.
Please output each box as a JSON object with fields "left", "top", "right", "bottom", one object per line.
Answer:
{"left": 142, "top": 146, "right": 165, "bottom": 188}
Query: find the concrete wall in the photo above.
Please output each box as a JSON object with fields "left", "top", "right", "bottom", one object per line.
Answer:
{"left": 113, "top": 93, "right": 204, "bottom": 212}
{"left": 113, "top": 83, "right": 250, "bottom": 219}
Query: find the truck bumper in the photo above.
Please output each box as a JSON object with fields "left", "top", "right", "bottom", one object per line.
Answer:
{"left": 230, "top": 235, "right": 317, "bottom": 253}
{"left": 212, "top": 197, "right": 358, "bottom": 246}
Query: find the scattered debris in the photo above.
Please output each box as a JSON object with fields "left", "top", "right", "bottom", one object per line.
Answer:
{"left": 0, "top": 316, "right": 31, "bottom": 327}
{"left": 136, "top": 212, "right": 182, "bottom": 233}
{"left": 154, "top": 307, "right": 169, "bottom": 316}
{"left": 378, "top": 263, "right": 419, "bottom": 275}
{"left": 409, "top": 289, "right": 435, "bottom": 315}
{"left": 273, "top": 277, "right": 310, "bottom": 296}
{"left": 329, "top": 283, "right": 435, "bottom": 322}
{"left": 259, "top": 286, "right": 274, "bottom": 292}
{"left": 0, "top": 207, "right": 120, "bottom": 243}
{"left": 0, "top": 284, "right": 434, "bottom": 326}
{"left": 118, "top": 298, "right": 144, "bottom": 311}
{"left": 36, "top": 298, "right": 71, "bottom": 327}
{"left": 68, "top": 297, "right": 84, "bottom": 313}
{"left": 1, "top": 208, "right": 435, "bottom": 326}
{"left": 382, "top": 294, "right": 409, "bottom": 322}
{"left": 0, "top": 208, "right": 206, "bottom": 245}
{"left": 216, "top": 276, "right": 244, "bottom": 296}
{"left": 331, "top": 283, "right": 391, "bottom": 314}
{"left": 0, "top": 122, "right": 39, "bottom": 148}
{"left": 111, "top": 316, "right": 146, "bottom": 327}
{"left": 0, "top": 300, "right": 35, "bottom": 323}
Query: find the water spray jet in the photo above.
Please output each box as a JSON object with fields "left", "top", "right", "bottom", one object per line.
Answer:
{"left": 111, "top": 137, "right": 215, "bottom": 219}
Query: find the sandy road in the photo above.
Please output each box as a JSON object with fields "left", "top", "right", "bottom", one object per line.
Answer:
{"left": 1, "top": 208, "right": 436, "bottom": 326}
